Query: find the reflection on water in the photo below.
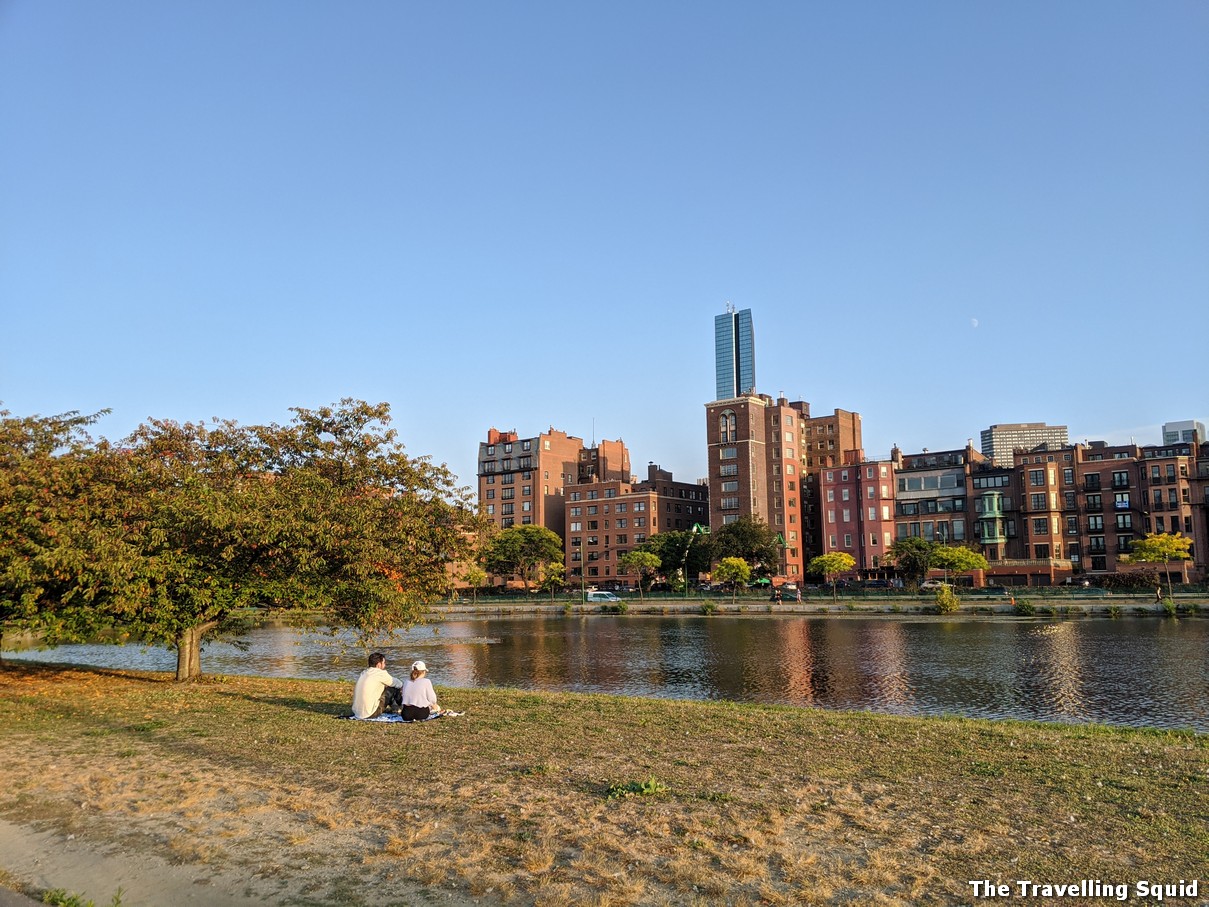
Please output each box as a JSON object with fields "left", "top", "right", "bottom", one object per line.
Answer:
{"left": 6, "top": 615, "right": 1208, "bottom": 732}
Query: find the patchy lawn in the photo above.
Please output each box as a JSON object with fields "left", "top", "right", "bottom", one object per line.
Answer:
{"left": 0, "top": 662, "right": 1205, "bottom": 906}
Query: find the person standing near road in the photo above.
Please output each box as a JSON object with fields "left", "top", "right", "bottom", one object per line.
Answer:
{"left": 400, "top": 660, "right": 442, "bottom": 721}
{"left": 351, "top": 653, "right": 404, "bottom": 719}
{"left": 1155, "top": 586, "right": 1164, "bottom": 604}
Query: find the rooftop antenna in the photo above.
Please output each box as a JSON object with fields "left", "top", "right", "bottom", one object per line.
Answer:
{"left": 725, "top": 299, "right": 735, "bottom": 314}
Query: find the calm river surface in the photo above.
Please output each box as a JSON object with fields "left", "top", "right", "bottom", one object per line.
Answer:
{"left": 7, "top": 614, "right": 1208, "bottom": 732}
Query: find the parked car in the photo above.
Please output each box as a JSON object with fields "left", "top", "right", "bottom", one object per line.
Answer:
{"left": 586, "top": 591, "right": 622, "bottom": 603}
{"left": 919, "top": 580, "right": 948, "bottom": 591}
{"left": 862, "top": 579, "right": 891, "bottom": 589}
{"left": 971, "top": 585, "right": 1011, "bottom": 595}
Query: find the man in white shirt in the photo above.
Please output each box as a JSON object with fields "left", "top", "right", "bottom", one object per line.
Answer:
{"left": 351, "top": 653, "right": 404, "bottom": 719}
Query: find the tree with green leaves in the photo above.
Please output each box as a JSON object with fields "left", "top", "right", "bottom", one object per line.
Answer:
{"left": 2, "top": 400, "right": 479, "bottom": 681}
{"left": 458, "top": 565, "right": 488, "bottom": 603}
{"left": 930, "top": 545, "right": 989, "bottom": 584}
{"left": 0, "top": 408, "right": 123, "bottom": 659}
{"left": 712, "top": 557, "right": 751, "bottom": 604}
{"left": 617, "top": 550, "right": 660, "bottom": 602}
{"left": 808, "top": 552, "right": 856, "bottom": 603}
{"left": 539, "top": 560, "right": 566, "bottom": 600}
{"left": 711, "top": 516, "right": 781, "bottom": 577}
{"left": 483, "top": 525, "right": 565, "bottom": 593}
{"left": 883, "top": 537, "right": 937, "bottom": 588}
{"left": 1123, "top": 533, "right": 1193, "bottom": 598}
{"left": 639, "top": 530, "right": 713, "bottom": 590}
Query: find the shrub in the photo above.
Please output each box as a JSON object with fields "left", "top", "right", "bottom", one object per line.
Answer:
{"left": 934, "top": 585, "right": 961, "bottom": 614}
{"left": 1013, "top": 599, "right": 1036, "bottom": 616}
{"left": 700, "top": 602, "right": 718, "bottom": 615}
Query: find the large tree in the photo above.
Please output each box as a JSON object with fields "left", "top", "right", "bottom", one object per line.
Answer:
{"left": 484, "top": 525, "right": 564, "bottom": 593}
{"left": 883, "top": 537, "right": 937, "bottom": 588}
{"left": 639, "top": 528, "right": 712, "bottom": 592}
{"left": 711, "top": 516, "right": 781, "bottom": 577}
{"left": 1124, "top": 533, "right": 1193, "bottom": 598}
{"left": 2, "top": 401, "right": 478, "bottom": 680}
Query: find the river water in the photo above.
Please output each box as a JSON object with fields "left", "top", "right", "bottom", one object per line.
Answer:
{"left": 6, "top": 614, "right": 1207, "bottom": 732}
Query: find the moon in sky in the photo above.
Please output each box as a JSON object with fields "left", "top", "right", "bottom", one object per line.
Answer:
{"left": 971, "top": 318, "right": 979, "bottom": 328}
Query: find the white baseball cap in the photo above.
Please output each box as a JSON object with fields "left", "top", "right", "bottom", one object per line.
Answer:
{"left": 411, "top": 660, "right": 427, "bottom": 672}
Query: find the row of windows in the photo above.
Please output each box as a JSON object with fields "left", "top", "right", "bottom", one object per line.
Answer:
{"left": 569, "top": 518, "right": 647, "bottom": 532}
{"left": 898, "top": 474, "right": 962, "bottom": 492}
{"left": 484, "top": 440, "right": 534, "bottom": 456}
{"left": 571, "top": 533, "right": 647, "bottom": 548}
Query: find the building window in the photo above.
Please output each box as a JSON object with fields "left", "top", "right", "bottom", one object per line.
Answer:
{"left": 719, "top": 411, "right": 737, "bottom": 443}
{"left": 1032, "top": 518, "right": 1048, "bottom": 536}
{"left": 720, "top": 447, "right": 737, "bottom": 460}
{"left": 719, "top": 464, "right": 738, "bottom": 477}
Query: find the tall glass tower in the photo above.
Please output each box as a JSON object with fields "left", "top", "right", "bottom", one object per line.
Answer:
{"left": 714, "top": 306, "right": 755, "bottom": 400}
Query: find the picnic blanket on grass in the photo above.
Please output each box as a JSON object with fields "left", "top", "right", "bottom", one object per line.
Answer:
{"left": 344, "top": 710, "right": 463, "bottom": 722}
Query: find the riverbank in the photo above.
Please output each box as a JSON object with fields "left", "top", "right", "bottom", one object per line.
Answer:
{"left": 1, "top": 663, "right": 1205, "bottom": 906}
{"left": 432, "top": 594, "right": 1205, "bottom": 618}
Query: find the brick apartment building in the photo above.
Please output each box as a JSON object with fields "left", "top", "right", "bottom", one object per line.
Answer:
{"left": 476, "top": 427, "right": 584, "bottom": 535}
{"left": 705, "top": 393, "right": 862, "bottom": 579}
{"left": 564, "top": 462, "right": 708, "bottom": 587}
{"left": 817, "top": 451, "right": 897, "bottom": 572}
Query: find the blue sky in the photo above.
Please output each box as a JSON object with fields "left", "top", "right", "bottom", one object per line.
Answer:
{"left": 2, "top": 2, "right": 1206, "bottom": 490}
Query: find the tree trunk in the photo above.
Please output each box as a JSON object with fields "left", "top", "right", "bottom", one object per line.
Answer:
{"left": 175, "top": 622, "right": 217, "bottom": 682}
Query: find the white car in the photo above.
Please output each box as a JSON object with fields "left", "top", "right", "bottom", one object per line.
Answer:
{"left": 920, "top": 580, "right": 948, "bottom": 590}
{"left": 586, "top": 591, "right": 622, "bottom": 603}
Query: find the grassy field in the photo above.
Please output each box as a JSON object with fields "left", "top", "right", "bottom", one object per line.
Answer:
{"left": 0, "top": 661, "right": 1205, "bottom": 906}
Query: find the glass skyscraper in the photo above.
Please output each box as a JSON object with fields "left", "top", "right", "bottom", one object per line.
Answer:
{"left": 714, "top": 307, "right": 755, "bottom": 400}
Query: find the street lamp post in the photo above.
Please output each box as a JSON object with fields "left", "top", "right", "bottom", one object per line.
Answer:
{"left": 681, "top": 523, "right": 708, "bottom": 598}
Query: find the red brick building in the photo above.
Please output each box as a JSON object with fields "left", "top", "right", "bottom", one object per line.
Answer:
{"left": 705, "top": 393, "right": 862, "bottom": 579}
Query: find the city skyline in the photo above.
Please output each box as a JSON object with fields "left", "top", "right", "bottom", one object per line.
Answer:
{"left": 2, "top": 3, "right": 1206, "bottom": 490}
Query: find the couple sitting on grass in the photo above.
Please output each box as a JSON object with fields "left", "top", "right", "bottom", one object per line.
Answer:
{"left": 352, "top": 652, "right": 450, "bottom": 721}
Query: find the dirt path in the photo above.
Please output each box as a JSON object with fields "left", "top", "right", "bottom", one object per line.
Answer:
{"left": 0, "top": 817, "right": 272, "bottom": 906}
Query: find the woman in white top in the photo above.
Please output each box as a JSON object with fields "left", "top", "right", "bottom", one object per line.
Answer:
{"left": 400, "top": 660, "right": 441, "bottom": 721}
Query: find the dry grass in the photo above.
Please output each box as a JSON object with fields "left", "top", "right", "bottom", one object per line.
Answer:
{"left": 0, "top": 661, "right": 1206, "bottom": 905}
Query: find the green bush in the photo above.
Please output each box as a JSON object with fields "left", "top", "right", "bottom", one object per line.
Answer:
{"left": 934, "top": 585, "right": 961, "bottom": 614}
{"left": 1013, "top": 599, "right": 1036, "bottom": 616}
{"left": 700, "top": 602, "right": 718, "bottom": 615}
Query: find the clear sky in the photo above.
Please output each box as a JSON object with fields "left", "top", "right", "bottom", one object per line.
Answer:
{"left": 2, "top": 2, "right": 1206, "bottom": 490}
